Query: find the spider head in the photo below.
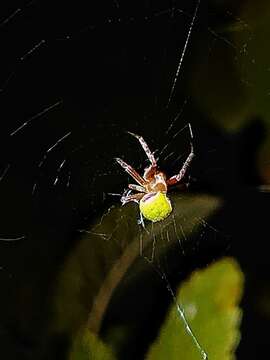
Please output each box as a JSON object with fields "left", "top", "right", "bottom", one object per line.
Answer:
{"left": 139, "top": 191, "right": 172, "bottom": 222}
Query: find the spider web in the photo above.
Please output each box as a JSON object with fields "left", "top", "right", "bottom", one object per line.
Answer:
{"left": 79, "top": 125, "right": 225, "bottom": 359}
{"left": 0, "top": 0, "right": 253, "bottom": 359}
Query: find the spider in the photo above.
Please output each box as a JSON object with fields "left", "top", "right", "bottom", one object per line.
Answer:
{"left": 115, "top": 124, "right": 194, "bottom": 223}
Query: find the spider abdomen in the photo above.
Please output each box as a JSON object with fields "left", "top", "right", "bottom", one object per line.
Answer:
{"left": 139, "top": 192, "right": 172, "bottom": 222}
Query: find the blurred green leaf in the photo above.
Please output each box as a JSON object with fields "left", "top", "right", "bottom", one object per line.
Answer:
{"left": 53, "top": 194, "right": 221, "bottom": 339}
{"left": 69, "top": 328, "right": 116, "bottom": 360}
{"left": 190, "top": 1, "right": 270, "bottom": 180}
{"left": 146, "top": 257, "right": 244, "bottom": 360}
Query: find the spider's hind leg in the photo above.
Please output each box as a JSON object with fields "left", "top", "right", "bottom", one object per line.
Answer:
{"left": 128, "top": 184, "right": 146, "bottom": 193}
{"left": 120, "top": 190, "right": 145, "bottom": 205}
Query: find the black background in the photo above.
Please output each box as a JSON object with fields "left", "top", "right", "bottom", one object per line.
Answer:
{"left": 0, "top": 1, "right": 269, "bottom": 359}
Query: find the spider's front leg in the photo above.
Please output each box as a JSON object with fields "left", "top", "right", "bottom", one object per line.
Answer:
{"left": 115, "top": 158, "right": 146, "bottom": 186}
{"left": 127, "top": 131, "right": 157, "bottom": 167}
{"left": 167, "top": 142, "right": 195, "bottom": 186}
{"left": 127, "top": 131, "right": 158, "bottom": 180}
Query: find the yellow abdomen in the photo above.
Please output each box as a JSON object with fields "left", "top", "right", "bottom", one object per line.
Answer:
{"left": 139, "top": 192, "right": 172, "bottom": 222}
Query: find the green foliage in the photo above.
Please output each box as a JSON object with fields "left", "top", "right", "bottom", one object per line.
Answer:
{"left": 54, "top": 194, "right": 246, "bottom": 360}
{"left": 146, "top": 258, "right": 244, "bottom": 360}
{"left": 69, "top": 328, "right": 116, "bottom": 360}
{"left": 189, "top": 0, "right": 270, "bottom": 181}
{"left": 68, "top": 258, "right": 244, "bottom": 359}
{"left": 53, "top": 194, "right": 221, "bottom": 335}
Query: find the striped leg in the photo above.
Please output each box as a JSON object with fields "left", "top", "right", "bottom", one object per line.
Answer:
{"left": 115, "top": 158, "right": 146, "bottom": 186}
{"left": 120, "top": 190, "right": 145, "bottom": 205}
{"left": 167, "top": 144, "right": 194, "bottom": 185}
{"left": 127, "top": 131, "right": 157, "bottom": 167}
{"left": 167, "top": 124, "right": 195, "bottom": 185}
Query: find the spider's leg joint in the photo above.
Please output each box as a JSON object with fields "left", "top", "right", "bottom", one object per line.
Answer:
{"left": 188, "top": 122, "right": 194, "bottom": 139}
{"left": 114, "top": 157, "right": 124, "bottom": 165}
{"left": 115, "top": 157, "right": 146, "bottom": 186}
{"left": 120, "top": 189, "right": 131, "bottom": 205}
{"left": 126, "top": 131, "right": 141, "bottom": 140}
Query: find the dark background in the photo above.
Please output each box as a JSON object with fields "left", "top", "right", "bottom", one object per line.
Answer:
{"left": 0, "top": 0, "right": 270, "bottom": 359}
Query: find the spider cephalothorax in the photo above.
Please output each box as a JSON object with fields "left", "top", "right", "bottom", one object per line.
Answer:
{"left": 115, "top": 125, "right": 194, "bottom": 222}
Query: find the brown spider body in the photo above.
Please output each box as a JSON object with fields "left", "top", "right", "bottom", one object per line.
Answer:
{"left": 115, "top": 125, "right": 194, "bottom": 222}
{"left": 144, "top": 167, "right": 167, "bottom": 194}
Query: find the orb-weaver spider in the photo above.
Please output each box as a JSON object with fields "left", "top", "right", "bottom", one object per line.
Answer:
{"left": 115, "top": 124, "right": 194, "bottom": 222}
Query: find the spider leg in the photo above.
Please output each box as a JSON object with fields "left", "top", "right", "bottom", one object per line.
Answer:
{"left": 120, "top": 191, "right": 145, "bottom": 205}
{"left": 128, "top": 184, "right": 146, "bottom": 193}
{"left": 115, "top": 158, "right": 146, "bottom": 186}
{"left": 167, "top": 146, "right": 194, "bottom": 185}
{"left": 127, "top": 131, "right": 157, "bottom": 167}
{"left": 167, "top": 124, "right": 195, "bottom": 185}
